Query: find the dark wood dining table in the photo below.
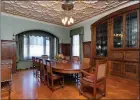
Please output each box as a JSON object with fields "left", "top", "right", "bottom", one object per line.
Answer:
{"left": 42, "top": 59, "right": 91, "bottom": 74}
{"left": 52, "top": 61, "right": 91, "bottom": 74}
{"left": 39, "top": 59, "right": 91, "bottom": 84}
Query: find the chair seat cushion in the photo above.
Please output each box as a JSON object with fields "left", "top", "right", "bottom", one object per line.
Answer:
{"left": 83, "top": 75, "right": 95, "bottom": 83}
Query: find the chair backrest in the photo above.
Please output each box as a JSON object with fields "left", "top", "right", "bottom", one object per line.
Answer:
{"left": 39, "top": 59, "right": 44, "bottom": 77}
{"left": 36, "top": 57, "right": 40, "bottom": 66}
{"left": 42, "top": 55, "right": 48, "bottom": 59}
{"left": 1, "top": 63, "right": 12, "bottom": 82}
{"left": 32, "top": 56, "right": 36, "bottom": 64}
{"left": 40, "top": 59, "right": 43, "bottom": 69}
{"left": 45, "top": 60, "right": 52, "bottom": 76}
{"left": 73, "top": 56, "right": 79, "bottom": 62}
{"left": 95, "top": 60, "right": 107, "bottom": 81}
{"left": 83, "top": 58, "right": 90, "bottom": 64}
{"left": 65, "top": 56, "right": 70, "bottom": 61}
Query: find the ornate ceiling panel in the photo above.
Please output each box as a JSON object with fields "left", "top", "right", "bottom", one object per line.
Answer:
{"left": 1, "top": 0, "right": 129, "bottom": 27}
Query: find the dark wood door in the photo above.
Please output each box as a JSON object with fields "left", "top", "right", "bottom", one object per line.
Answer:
{"left": 60, "top": 43, "right": 70, "bottom": 56}
{"left": 83, "top": 42, "right": 91, "bottom": 58}
{"left": 1, "top": 40, "right": 16, "bottom": 73}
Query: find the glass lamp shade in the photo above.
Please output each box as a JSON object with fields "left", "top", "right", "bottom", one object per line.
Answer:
{"left": 62, "top": 17, "right": 74, "bottom": 25}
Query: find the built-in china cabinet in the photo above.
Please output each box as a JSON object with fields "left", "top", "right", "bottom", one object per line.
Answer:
{"left": 91, "top": 3, "right": 140, "bottom": 81}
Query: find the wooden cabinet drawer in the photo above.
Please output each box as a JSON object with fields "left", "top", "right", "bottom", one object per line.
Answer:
{"left": 124, "top": 63, "right": 139, "bottom": 80}
{"left": 124, "top": 51, "right": 139, "bottom": 62}
{"left": 110, "top": 52, "right": 124, "bottom": 60}
{"left": 110, "top": 61, "right": 123, "bottom": 77}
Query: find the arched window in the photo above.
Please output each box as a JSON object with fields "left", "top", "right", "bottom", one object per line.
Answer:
{"left": 16, "top": 30, "right": 59, "bottom": 60}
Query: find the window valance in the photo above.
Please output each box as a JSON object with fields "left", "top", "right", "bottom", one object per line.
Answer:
{"left": 70, "top": 27, "right": 84, "bottom": 37}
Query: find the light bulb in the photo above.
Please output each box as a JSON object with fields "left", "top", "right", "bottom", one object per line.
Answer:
{"left": 68, "top": 20, "right": 71, "bottom": 25}
{"left": 62, "top": 19, "right": 66, "bottom": 25}
{"left": 62, "top": 17, "right": 68, "bottom": 25}
{"left": 61, "top": 17, "right": 74, "bottom": 25}
{"left": 65, "top": 17, "right": 68, "bottom": 22}
{"left": 69, "top": 17, "right": 74, "bottom": 23}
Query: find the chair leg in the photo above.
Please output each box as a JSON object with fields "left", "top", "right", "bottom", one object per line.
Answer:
{"left": 47, "top": 76, "right": 50, "bottom": 87}
{"left": 62, "top": 77, "right": 64, "bottom": 87}
{"left": 9, "top": 82, "right": 11, "bottom": 100}
{"left": 79, "top": 83, "right": 83, "bottom": 95}
{"left": 40, "top": 70, "right": 42, "bottom": 82}
{"left": 9, "top": 90, "right": 11, "bottom": 100}
{"left": 93, "top": 87, "right": 96, "bottom": 99}
{"left": 51, "top": 80, "right": 54, "bottom": 91}
{"left": 36, "top": 70, "right": 38, "bottom": 78}
{"left": 104, "top": 80, "right": 106, "bottom": 96}
{"left": 44, "top": 75, "right": 47, "bottom": 85}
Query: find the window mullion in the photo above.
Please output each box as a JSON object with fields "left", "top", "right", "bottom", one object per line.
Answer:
{"left": 27, "top": 35, "right": 30, "bottom": 59}
{"left": 44, "top": 37, "right": 46, "bottom": 55}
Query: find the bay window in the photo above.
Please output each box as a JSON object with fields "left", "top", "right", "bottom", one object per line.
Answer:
{"left": 23, "top": 35, "right": 50, "bottom": 59}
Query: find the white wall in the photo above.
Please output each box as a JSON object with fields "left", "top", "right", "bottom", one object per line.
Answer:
{"left": 1, "top": 13, "right": 70, "bottom": 43}
{"left": 69, "top": 1, "right": 139, "bottom": 42}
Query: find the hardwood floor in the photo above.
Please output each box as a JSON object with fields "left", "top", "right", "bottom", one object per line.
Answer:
{"left": 1, "top": 70, "right": 139, "bottom": 99}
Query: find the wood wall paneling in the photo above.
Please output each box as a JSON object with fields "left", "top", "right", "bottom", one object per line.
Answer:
{"left": 1, "top": 40, "right": 17, "bottom": 73}
{"left": 60, "top": 43, "right": 70, "bottom": 56}
{"left": 83, "top": 41, "right": 91, "bottom": 58}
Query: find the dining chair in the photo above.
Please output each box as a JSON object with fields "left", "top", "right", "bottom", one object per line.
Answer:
{"left": 72, "top": 56, "right": 80, "bottom": 80}
{"left": 42, "top": 55, "right": 48, "bottom": 59}
{"left": 32, "top": 56, "right": 36, "bottom": 76}
{"left": 40, "top": 59, "right": 48, "bottom": 84}
{"left": 83, "top": 58, "right": 90, "bottom": 64}
{"left": 34, "top": 58, "right": 41, "bottom": 80}
{"left": 73, "top": 56, "right": 79, "bottom": 62}
{"left": 39, "top": 59, "right": 44, "bottom": 82}
{"left": 65, "top": 56, "right": 70, "bottom": 61}
{"left": 45, "top": 60, "right": 64, "bottom": 91}
{"left": 1, "top": 63, "right": 12, "bottom": 100}
{"left": 79, "top": 60, "right": 107, "bottom": 99}
{"left": 32, "top": 56, "right": 36, "bottom": 67}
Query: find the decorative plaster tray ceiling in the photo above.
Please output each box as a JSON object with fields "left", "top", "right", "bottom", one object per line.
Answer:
{"left": 1, "top": 0, "right": 129, "bottom": 27}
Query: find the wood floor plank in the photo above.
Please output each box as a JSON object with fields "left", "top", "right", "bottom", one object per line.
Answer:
{"left": 1, "top": 70, "right": 139, "bottom": 99}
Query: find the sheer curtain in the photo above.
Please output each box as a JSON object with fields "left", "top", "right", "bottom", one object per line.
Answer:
{"left": 46, "top": 37, "right": 50, "bottom": 56}
{"left": 29, "top": 36, "right": 44, "bottom": 58}
{"left": 72, "top": 34, "right": 80, "bottom": 56}
{"left": 23, "top": 35, "right": 50, "bottom": 59}
{"left": 24, "top": 35, "right": 28, "bottom": 59}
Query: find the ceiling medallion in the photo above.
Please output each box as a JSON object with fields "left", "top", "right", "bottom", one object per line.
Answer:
{"left": 61, "top": 0, "right": 74, "bottom": 26}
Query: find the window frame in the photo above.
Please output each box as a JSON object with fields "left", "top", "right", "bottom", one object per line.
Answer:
{"left": 23, "top": 35, "right": 50, "bottom": 60}
{"left": 72, "top": 34, "right": 80, "bottom": 57}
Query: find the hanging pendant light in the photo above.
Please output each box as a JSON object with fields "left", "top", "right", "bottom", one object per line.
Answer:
{"left": 61, "top": 0, "right": 74, "bottom": 26}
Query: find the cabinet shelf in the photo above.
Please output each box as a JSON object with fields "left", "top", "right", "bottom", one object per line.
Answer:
{"left": 96, "top": 22, "right": 108, "bottom": 57}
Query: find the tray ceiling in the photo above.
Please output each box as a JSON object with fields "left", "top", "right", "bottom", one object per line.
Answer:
{"left": 1, "top": 0, "right": 129, "bottom": 27}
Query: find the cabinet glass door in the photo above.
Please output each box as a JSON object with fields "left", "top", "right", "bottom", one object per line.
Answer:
{"left": 96, "top": 22, "right": 107, "bottom": 57}
{"left": 126, "top": 11, "right": 138, "bottom": 48}
{"left": 113, "top": 16, "right": 123, "bottom": 48}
